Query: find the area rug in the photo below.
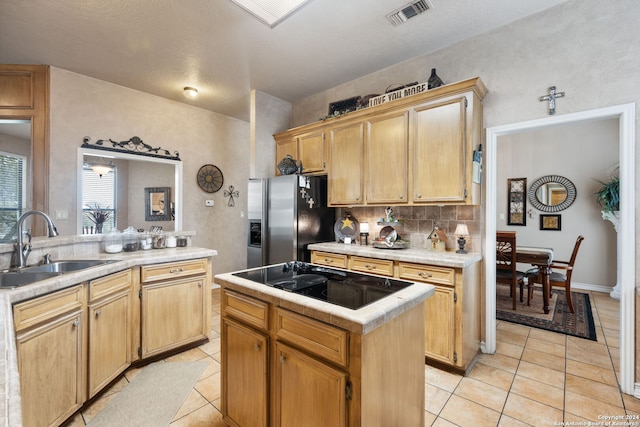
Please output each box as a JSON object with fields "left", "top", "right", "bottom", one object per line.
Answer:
{"left": 87, "top": 361, "right": 207, "bottom": 427}
{"left": 496, "top": 284, "right": 597, "bottom": 341}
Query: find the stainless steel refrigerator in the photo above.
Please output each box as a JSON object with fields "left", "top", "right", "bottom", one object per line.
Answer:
{"left": 247, "top": 175, "right": 335, "bottom": 268}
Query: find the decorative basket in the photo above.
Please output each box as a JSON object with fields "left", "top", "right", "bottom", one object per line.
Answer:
{"left": 278, "top": 155, "right": 299, "bottom": 175}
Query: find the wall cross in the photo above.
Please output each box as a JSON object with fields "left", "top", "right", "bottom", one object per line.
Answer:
{"left": 539, "top": 86, "right": 565, "bottom": 115}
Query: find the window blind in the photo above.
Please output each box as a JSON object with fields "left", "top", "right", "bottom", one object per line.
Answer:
{"left": 82, "top": 166, "right": 117, "bottom": 232}
{"left": 0, "top": 152, "right": 26, "bottom": 241}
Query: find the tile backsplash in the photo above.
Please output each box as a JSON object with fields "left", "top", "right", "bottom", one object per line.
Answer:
{"left": 336, "top": 205, "right": 481, "bottom": 252}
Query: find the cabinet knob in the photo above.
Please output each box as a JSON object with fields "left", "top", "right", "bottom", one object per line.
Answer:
{"left": 95, "top": 309, "right": 102, "bottom": 317}
{"left": 255, "top": 343, "right": 261, "bottom": 351}
{"left": 356, "top": 197, "right": 360, "bottom": 201}
{"left": 169, "top": 267, "right": 184, "bottom": 274}
{"left": 324, "top": 258, "right": 332, "bottom": 263}
{"left": 364, "top": 263, "right": 376, "bottom": 270}
{"left": 280, "top": 353, "right": 286, "bottom": 364}
{"left": 418, "top": 272, "right": 433, "bottom": 278}
{"left": 417, "top": 193, "right": 422, "bottom": 198}
{"left": 399, "top": 194, "right": 404, "bottom": 199}
{"left": 72, "top": 319, "right": 80, "bottom": 328}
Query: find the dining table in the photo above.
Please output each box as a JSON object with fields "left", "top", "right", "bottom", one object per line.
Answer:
{"left": 515, "top": 246, "right": 555, "bottom": 314}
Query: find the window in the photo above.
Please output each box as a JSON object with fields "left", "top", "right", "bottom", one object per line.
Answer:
{"left": 82, "top": 166, "right": 117, "bottom": 232}
{"left": 0, "top": 151, "right": 26, "bottom": 242}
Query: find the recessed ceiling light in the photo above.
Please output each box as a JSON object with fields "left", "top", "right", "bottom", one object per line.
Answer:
{"left": 183, "top": 86, "right": 198, "bottom": 98}
{"left": 229, "top": 0, "right": 314, "bottom": 28}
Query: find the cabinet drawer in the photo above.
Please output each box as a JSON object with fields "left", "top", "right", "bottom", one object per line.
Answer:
{"left": 398, "top": 262, "right": 455, "bottom": 286}
{"left": 275, "top": 308, "right": 348, "bottom": 367}
{"left": 89, "top": 269, "right": 131, "bottom": 302}
{"left": 311, "top": 251, "right": 347, "bottom": 269}
{"left": 140, "top": 258, "right": 208, "bottom": 283}
{"left": 223, "top": 290, "right": 269, "bottom": 331}
{"left": 350, "top": 256, "right": 394, "bottom": 277}
{"left": 14, "top": 285, "right": 85, "bottom": 332}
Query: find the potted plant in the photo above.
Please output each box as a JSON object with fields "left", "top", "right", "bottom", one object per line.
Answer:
{"left": 84, "top": 203, "right": 112, "bottom": 233}
{"left": 593, "top": 172, "right": 620, "bottom": 215}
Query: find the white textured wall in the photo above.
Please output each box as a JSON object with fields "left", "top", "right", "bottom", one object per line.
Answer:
{"left": 49, "top": 68, "right": 250, "bottom": 274}
{"left": 251, "top": 89, "right": 291, "bottom": 179}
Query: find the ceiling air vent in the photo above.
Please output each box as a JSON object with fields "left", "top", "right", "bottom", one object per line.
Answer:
{"left": 386, "top": 0, "right": 432, "bottom": 26}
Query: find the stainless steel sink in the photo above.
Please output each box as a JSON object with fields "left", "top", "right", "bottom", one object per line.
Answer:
{"left": 22, "top": 259, "right": 117, "bottom": 274}
{"left": 0, "top": 271, "right": 62, "bottom": 288}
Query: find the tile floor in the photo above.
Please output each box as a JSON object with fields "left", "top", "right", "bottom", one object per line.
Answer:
{"left": 65, "top": 289, "right": 638, "bottom": 427}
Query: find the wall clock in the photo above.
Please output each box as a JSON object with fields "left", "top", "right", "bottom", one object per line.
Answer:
{"left": 197, "top": 164, "right": 224, "bottom": 193}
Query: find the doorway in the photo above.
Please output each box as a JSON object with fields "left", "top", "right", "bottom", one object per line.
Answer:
{"left": 484, "top": 103, "right": 635, "bottom": 394}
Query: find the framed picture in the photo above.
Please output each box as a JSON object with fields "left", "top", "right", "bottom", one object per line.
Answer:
{"left": 540, "top": 214, "right": 562, "bottom": 231}
{"left": 507, "top": 178, "right": 527, "bottom": 226}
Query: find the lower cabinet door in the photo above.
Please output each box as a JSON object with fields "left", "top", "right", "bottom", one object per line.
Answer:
{"left": 16, "top": 310, "right": 85, "bottom": 427}
{"left": 222, "top": 318, "right": 268, "bottom": 427}
{"left": 141, "top": 276, "right": 207, "bottom": 358}
{"left": 424, "top": 286, "right": 456, "bottom": 365}
{"left": 273, "top": 341, "right": 347, "bottom": 427}
{"left": 88, "top": 290, "right": 132, "bottom": 398}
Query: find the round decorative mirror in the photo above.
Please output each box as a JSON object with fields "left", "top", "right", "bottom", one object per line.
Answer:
{"left": 528, "top": 175, "right": 576, "bottom": 212}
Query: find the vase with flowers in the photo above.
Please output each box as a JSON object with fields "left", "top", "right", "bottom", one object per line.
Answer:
{"left": 84, "top": 204, "right": 112, "bottom": 234}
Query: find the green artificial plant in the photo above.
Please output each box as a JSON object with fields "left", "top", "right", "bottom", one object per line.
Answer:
{"left": 593, "top": 173, "right": 620, "bottom": 213}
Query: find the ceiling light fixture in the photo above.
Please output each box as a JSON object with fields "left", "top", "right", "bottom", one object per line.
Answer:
{"left": 85, "top": 159, "right": 115, "bottom": 177}
{"left": 228, "top": 0, "right": 314, "bottom": 28}
{"left": 183, "top": 86, "right": 198, "bottom": 98}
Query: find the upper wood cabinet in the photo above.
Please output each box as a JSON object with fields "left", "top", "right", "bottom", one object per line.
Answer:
{"left": 412, "top": 96, "right": 468, "bottom": 203}
{"left": 298, "top": 130, "right": 327, "bottom": 174}
{"left": 274, "top": 77, "right": 487, "bottom": 206}
{"left": 328, "top": 122, "right": 364, "bottom": 205}
{"left": 275, "top": 136, "right": 297, "bottom": 175}
{"left": 365, "top": 110, "right": 409, "bottom": 204}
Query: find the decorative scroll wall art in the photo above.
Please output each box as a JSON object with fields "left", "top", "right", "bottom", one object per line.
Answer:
{"left": 507, "top": 178, "right": 527, "bottom": 226}
{"left": 82, "top": 136, "right": 180, "bottom": 161}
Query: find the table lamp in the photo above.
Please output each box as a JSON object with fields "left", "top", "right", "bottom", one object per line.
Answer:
{"left": 359, "top": 222, "right": 369, "bottom": 246}
{"left": 454, "top": 224, "right": 469, "bottom": 254}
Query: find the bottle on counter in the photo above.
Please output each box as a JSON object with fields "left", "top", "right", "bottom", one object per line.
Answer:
{"left": 122, "top": 226, "right": 139, "bottom": 252}
{"left": 139, "top": 232, "right": 153, "bottom": 250}
{"left": 152, "top": 230, "right": 166, "bottom": 249}
{"left": 166, "top": 232, "right": 177, "bottom": 248}
{"left": 103, "top": 229, "right": 123, "bottom": 253}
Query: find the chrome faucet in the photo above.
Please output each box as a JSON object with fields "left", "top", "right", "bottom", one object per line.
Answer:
{"left": 12, "top": 210, "right": 59, "bottom": 269}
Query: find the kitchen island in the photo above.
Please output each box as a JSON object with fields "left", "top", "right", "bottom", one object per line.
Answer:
{"left": 215, "top": 263, "right": 434, "bottom": 427}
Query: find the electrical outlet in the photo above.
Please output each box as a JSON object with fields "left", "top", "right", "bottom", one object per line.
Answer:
{"left": 205, "top": 200, "right": 214, "bottom": 207}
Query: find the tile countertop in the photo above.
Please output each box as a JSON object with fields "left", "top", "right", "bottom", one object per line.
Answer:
{"left": 0, "top": 247, "right": 218, "bottom": 427}
{"left": 215, "top": 269, "right": 434, "bottom": 336}
{"left": 307, "top": 242, "right": 482, "bottom": 268}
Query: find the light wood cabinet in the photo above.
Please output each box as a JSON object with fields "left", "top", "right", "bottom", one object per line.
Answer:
{"left": 350, "top": 255, "right": 394, "bottom": 277}
{"left": 298, "top": 130, "right": 326, "bottom": 174}
{"left": 222, "top": 316, "right": 269, "bottom": 427}
{"left": 140, "top": 258, "right": 211, "bottom": 359}
{"left": 273, "top": 77, "right": 486, "bottom": 206}
{"left": 220, "top": 285, "right": 425, "bottom": 427}
{"left": 14, "top": 285, "right": 86, "bottom": 427}
{"left": 311, "top": 250, "right": 481, "bottom": 373}
{"left": 274, "top": 341, "right": 347, "bottom": 427}
{"left": 275, "top": 136, "right": 298, "bottom": 175}
{"left": 365, "top": 111, "right": 409, "bottom": 204}
{"left": 328, "top": 122, "right": 364, "bottom": 205}
{"left": 412, "top": 96, "right": 468, "bottom": 203}
{"left": 310, "top": 251, "right": 348, "bottom": 269}
{"left": 87, "top": 270, "right": 132, "bottom": 398}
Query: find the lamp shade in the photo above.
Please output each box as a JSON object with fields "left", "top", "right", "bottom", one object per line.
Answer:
{"left": 360, "top": 222, "right": 369, "bottom": 233}
{"left": 454, "top": 224, "right": 469, "bottom": 236}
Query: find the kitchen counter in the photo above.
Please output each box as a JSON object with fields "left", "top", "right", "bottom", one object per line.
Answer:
{"left": 215, "top": 267, "right": 434, "bottom": 335}
{"left": 308, "top": 242, "right": 481, "bottom": 268}
{"left": 0, "top": 246, "right": 217, "bottom": 427}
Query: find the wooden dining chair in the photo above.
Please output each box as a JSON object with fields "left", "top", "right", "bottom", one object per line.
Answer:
{"left": 496, "top": 231, "right": 525, "bottom": 310}
{"left": 527, "top": 235, "right": 584, "bottom": 314}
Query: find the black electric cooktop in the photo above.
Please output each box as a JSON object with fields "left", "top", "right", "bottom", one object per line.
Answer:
{"left": 232, "top": 261, "right": 413, "bottom": 310}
